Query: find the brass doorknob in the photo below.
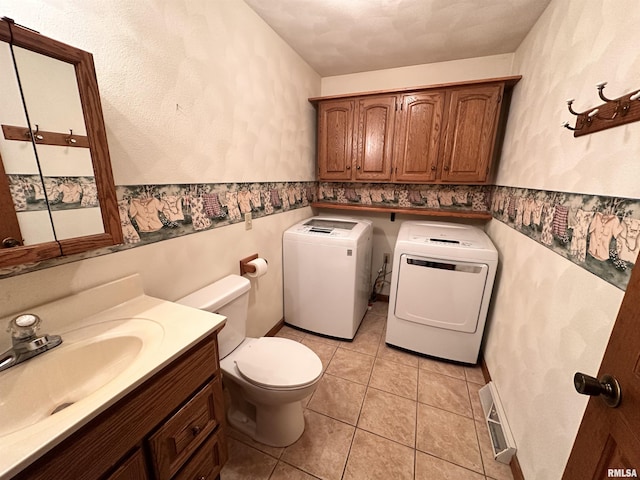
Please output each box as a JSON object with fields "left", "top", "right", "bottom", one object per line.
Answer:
{"left": 574, "top": 372, "right": 622, "bottom": 408}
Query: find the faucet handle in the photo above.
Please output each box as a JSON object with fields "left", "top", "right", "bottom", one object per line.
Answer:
{"left": 8, "top": 314, "right": 41, "bottom": 339}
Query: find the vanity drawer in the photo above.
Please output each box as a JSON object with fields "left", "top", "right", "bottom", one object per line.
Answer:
{"left": 149, "top": 376, "right": 225, "bottom": 480}
{"left": 174, "top": 429, "right": 228, "bottom": 480}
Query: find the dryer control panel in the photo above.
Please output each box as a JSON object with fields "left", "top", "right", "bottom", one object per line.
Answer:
{"left": 409, "top": 235, "right": 475, "bottom": 248}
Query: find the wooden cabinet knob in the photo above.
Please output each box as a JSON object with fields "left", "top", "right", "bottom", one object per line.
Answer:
{"left": 430, "top": 165, "right": 436, "bottom": 171}
{"left": 443, "top": 165, "right": 449, "bottom": 171}
{"left": 191, "top": 425, "right": 202, "bottom": 436}
{"left": 356, "top": 165, "right": 361, "bottom": 170}
{"left": 346, "top": 165, "right": 351, "bottom": 169}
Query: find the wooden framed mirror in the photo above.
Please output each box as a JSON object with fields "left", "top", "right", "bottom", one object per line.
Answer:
{"left": 0, "top": 18, "right": 122, "bottom": 269}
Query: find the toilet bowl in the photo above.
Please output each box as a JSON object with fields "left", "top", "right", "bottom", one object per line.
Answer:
{"left": 177, "top": 274, "right": 322, "bottom": 447}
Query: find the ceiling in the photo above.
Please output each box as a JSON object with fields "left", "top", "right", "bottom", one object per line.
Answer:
{"left": 243, "top": 0, "right": 551, "bottom": 77}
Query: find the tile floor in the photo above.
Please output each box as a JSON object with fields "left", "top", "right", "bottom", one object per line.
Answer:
{"left": 220, "top": 301, "right": 514, "bottom": 480}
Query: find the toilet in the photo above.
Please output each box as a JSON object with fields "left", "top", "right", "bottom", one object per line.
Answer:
{"left": 177, "top": 274, "right": 322, "bottom": 447}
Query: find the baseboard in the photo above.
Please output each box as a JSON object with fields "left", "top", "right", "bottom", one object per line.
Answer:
{"left": 480, "top": 355, "right": 525, "bottom": 480}
{"left": 265, "top": 318, "right": 285, "bottom": 337}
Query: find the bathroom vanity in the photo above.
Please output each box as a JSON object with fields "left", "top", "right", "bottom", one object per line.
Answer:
{"left": 14, "top": 332, "right": 227, "bottom": 480}
{"left": 0, "top": 275, "right": 229, "bottom": 480}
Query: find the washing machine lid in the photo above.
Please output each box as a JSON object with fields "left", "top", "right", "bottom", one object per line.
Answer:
{"left": 285, "top": 216, "right": 371, "bottom": 240}
{"left": 234, "top": 337, "right": 322, "bottom": 390}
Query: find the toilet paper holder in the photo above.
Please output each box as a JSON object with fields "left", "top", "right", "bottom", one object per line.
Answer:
{"left": 240, "top": 253, "right": 266, "bottom": 276}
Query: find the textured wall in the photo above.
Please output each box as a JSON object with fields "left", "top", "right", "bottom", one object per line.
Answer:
{"left": 485, "top": 1, "right": 640, "bottom": 478}
{"left": 0, "top": 0, "right": 321, "bottom": 336}
{"left": 321, "top": 53, "right": 514, "bottom": 96}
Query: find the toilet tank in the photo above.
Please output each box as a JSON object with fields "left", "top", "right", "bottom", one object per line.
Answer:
{"left": 176, "top": 274, "right": 251, "bottom": 359}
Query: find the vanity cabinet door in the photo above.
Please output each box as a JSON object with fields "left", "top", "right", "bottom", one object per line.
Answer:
{"left": 149, "top": 377, "right": 226, "bottom": 480}
{"left": 440, "top": 84, "right": 503, "bottom": 183}
{"left": 317, "top": 99, "right": 356, "bottom": 181}
{"left": 107, "top": 449, "right": 149, "bottom": 480}
{"left": 393, "top": 92, "right": 445, "bottom": 182}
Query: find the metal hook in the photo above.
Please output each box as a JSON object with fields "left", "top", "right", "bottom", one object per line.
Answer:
{"left": 66, "top": 129, "right": 77, "bottom": 145}
{"left": 587, "top": 108, "right": 599, "bottom": 122}
{"left": 566, "top": 99, "right": 580, "bottom": 116}
{"left": 596, "top": 82, "right": 614, "bottom": 102}
{"left": 32, "top": 124, "right": 43, "bottom": 141}
{"left": 595, "top": 101, "right": 629, "bottom": 121}
{"left": 562, "top": 121, "right": 582, "bottom": 131}
{"left": 563, "top": 108, "right": 599, "bottom": 132}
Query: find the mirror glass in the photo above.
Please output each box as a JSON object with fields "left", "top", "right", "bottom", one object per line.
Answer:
{"left": 11, "top": 46, "right": 105, "bottom": 240}
{"left": 0, "top": 41, "right": 55, "bottom": 246}
{"left": 0, "top": 18, "right": 122, "bottom": 269}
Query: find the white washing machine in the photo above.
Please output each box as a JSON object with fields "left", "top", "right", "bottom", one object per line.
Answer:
{"left": 283, "top": 216, "right": 372, "bottom": 339}
{"left": 386, "top": 221, "right": 498, "bottom": 364}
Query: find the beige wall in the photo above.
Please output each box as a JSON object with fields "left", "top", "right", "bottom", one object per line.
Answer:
{"left": 0, "top": 0, "right": 320, "bottom": 337}
{"left": 321, "top": 53, "right": 514, "bottom": 96}
{"left": 484, "top": 1, "right": 640, "bottom": 478}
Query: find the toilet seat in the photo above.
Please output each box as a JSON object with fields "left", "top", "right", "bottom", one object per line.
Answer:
{"left": 233, "top": 337, "right": 322, "bottom": 390}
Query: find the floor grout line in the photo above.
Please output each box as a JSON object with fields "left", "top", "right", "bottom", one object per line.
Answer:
{"left": 226, "top": 305, "right": 509, "bottom": 480}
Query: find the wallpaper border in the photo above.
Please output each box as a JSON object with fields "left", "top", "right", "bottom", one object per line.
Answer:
{"left": 0, "top": 181, "right": 317, "bottom": 278}
{"left": 2, "top": 180, "right": 638, "bottom": 291}
{"left": 490, "top": 185, "right": 639, "bottom": 290}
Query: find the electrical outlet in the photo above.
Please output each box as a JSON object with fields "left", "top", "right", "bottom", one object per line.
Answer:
{"left": 245, "top": 212, "right": 252, "bottom": 230}
{"left": 383, "top": 252, "right": 390, "bottom": 264}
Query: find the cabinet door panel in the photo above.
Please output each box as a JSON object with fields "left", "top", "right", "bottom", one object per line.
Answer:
{"left": 355, "top": 95, "right": 396, "bottom": 181}
{"left": 107, "top": 449, "right": 149, "bottom": 480}
{"left": 394, "top": 92, "right": 445, "bottom": 182}
{"left": 442, "top": 85, "right": 502, "bottom": 183}
{"left": 317, "top": 99, "right": 355, "bottom": 180}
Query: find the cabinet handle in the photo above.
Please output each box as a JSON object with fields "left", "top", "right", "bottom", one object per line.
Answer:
{"left": 197, "top": 476, "right": 207, "bottom": 480}
{"left": 430, "top": 165, "right": 436, "bottom": 171}
{"left": 346, "top": 165, "right": 351, "bottom": 170}
{"left": 191, "top": 425, "right": 202, "bottom": 436}
{"left": 356, "top": 165, "right": 361, "bottom": 170}
{"left": 443, "top": 166, "right": 449, "bottom": 171}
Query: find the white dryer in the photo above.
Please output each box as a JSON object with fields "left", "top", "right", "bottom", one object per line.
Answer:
{"left": 386, "top": 221, "right": 497, "bottom": 364}
{"left": 283, "top": 216, "right": 372, "bottom": 339}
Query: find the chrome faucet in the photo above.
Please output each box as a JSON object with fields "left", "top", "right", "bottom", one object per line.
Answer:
{"left": 0, "top": 314, "right": 62, "bottom": 372}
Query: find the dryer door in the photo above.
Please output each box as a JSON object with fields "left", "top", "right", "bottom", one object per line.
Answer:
{"left": 394, "top": 254, "right": 489, "bottom": 333}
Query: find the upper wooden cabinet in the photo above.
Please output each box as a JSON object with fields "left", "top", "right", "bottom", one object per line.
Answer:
{"left": 311, "top": 76, "right": 520, "bottom": 184}
{"left": 354, "top": 95, "right": 397, "bottom": 181}
{"left": 441, "top": 85, "right": 502, "bottom": 183}
{"left": 394, "top": 91, "right": 445, "bottom": 182}
{"left": 317, "top": 99, "right": 355, "bottom": 180}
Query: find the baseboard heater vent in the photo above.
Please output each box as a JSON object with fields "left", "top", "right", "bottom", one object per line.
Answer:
{"left": 479, "top": 381, "right": 517, "bottom": 464}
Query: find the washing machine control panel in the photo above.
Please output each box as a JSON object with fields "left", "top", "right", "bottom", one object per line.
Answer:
{"left": 290, "top": 225, "right": 353, "bottom": 237}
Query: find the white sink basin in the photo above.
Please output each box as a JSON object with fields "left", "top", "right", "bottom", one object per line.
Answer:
{"left": 0, "top": 318, "right": 164, "bottom": 437}
{"left": 0, "top": 274, "right": 225, "bottom": 480}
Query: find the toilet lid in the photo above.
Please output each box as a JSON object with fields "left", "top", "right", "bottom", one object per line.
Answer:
{"left": 234, "top": 337, "right": 322, "bottom": 390}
